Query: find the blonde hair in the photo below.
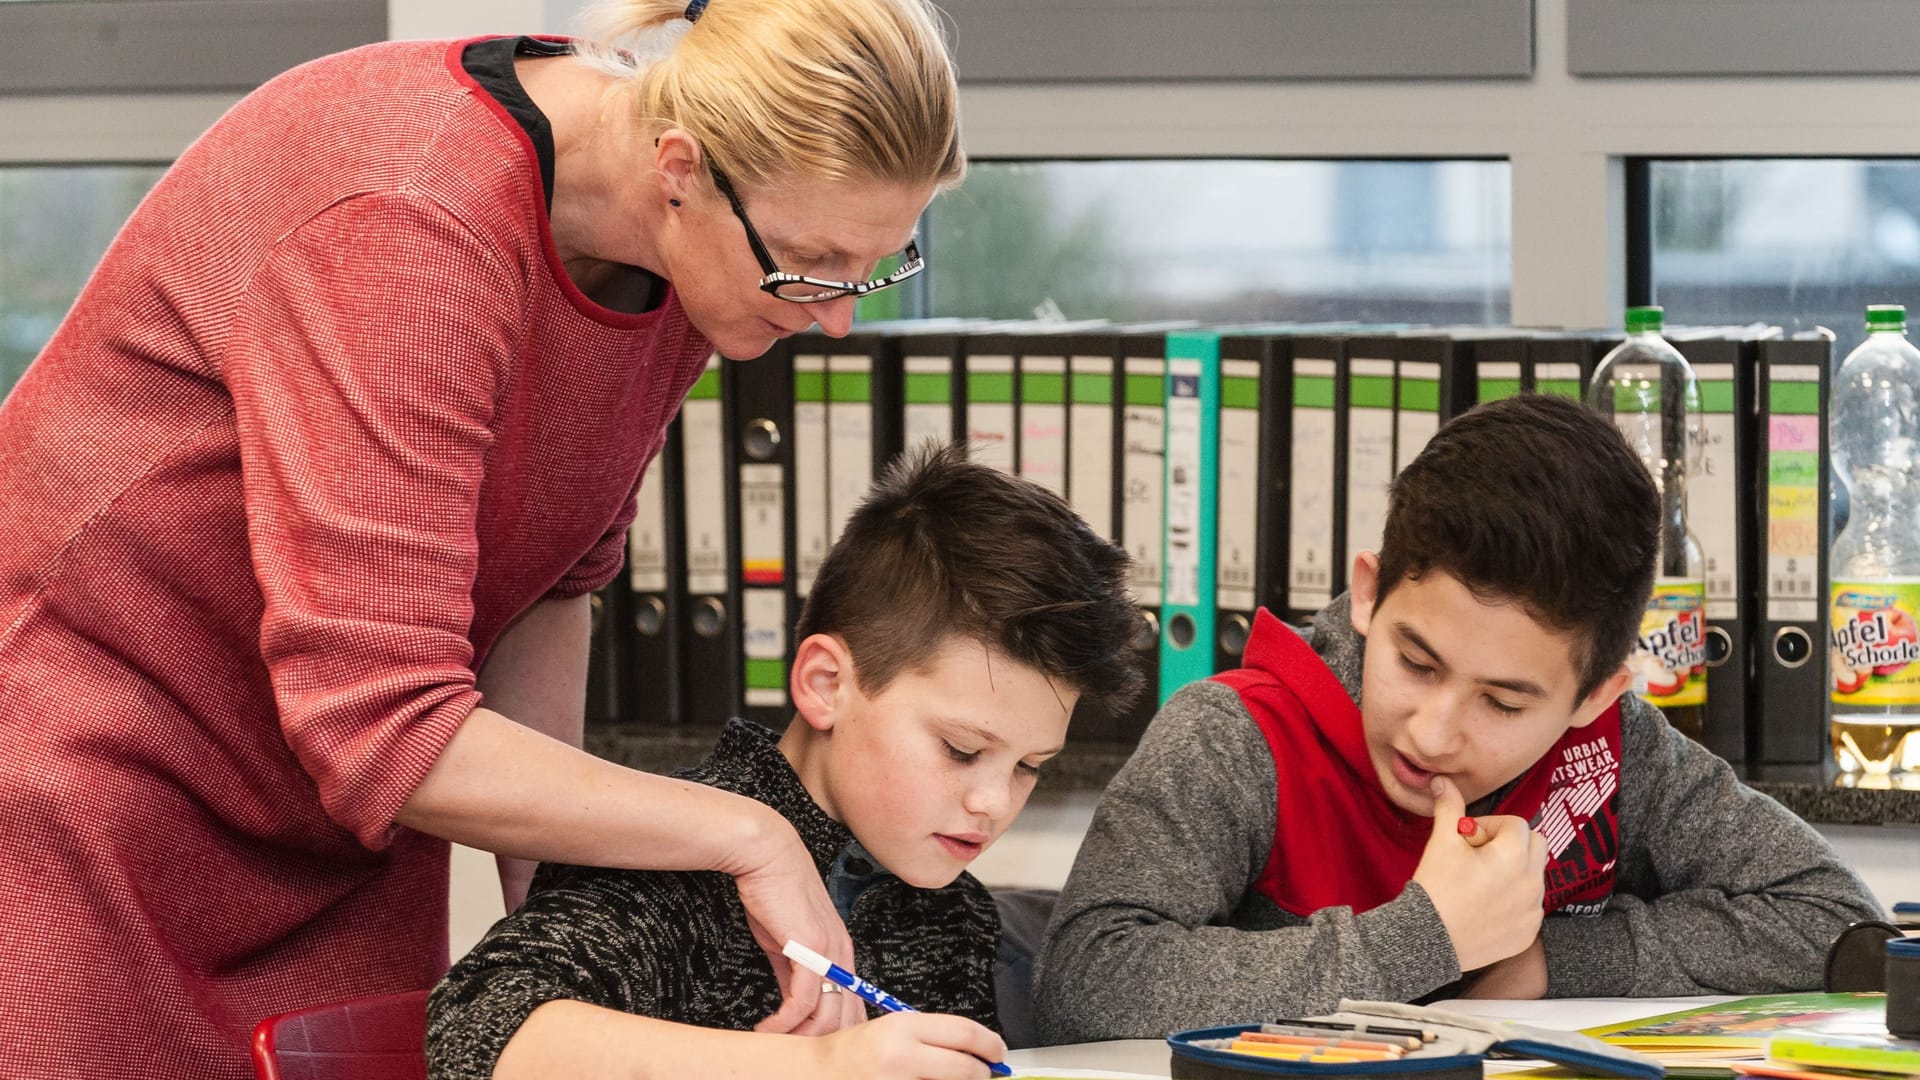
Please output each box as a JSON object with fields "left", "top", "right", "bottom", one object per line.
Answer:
{"left": 574, "top": 0, "right": 965, "bottom": 193}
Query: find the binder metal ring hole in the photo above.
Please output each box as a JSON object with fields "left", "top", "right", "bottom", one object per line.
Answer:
{"left": 1130, "top": 611, "right": 1159, "bottom": 652}
{"left": 1704, "top": 625, "right": 1732, "bottom": 667}
{"left": 693, "top": 597, "right": 727, "bottom": 638}
{"left": 1219, "top": 614, "right": 1251, "bottom": 659}
{"left": 1774, "top": 626, "right": 1813, "bottom": 669}
{"left": 1168, "top": 612, "right": 1197, "bottom": 650}
{"left": 744, "top": 418, "right": 781, "bottom": 461}
{"left": 634, "top": 596, "right": 667, "bottom": 636}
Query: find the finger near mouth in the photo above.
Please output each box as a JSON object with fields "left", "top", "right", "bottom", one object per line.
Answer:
{"left": 1392, "top": 751, "right": 1438, "bottom": 789}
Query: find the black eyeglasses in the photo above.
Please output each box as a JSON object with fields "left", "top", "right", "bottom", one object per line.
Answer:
{"left": 709, "top": 168, "right": 924, "bottom": 304}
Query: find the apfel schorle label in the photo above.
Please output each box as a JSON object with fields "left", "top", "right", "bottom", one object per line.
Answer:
{"left": 1830, "top": 579, "right": 1920, "bottom": 706}
{"left": 1632, "top": 579, "right": 1706, "bottom": 708}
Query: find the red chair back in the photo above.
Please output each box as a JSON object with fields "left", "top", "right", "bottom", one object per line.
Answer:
{"left": 251, "top": 989, "right": 430, "bottom": 1080}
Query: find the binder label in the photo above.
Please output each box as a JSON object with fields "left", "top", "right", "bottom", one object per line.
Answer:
{"left": 1631, "top": 578, "right": 1707, "bottom": 707}
{"left": 903, "top": 354, "right": 954, "bottom": 456}
{"left": 1767, "top": 368, "right": 1822, "bottom": 624}
{"left": 741, "top": 587, "right": 788, "bottom": 709}
{"left": 1693, "top": 363, "right": 1740, "bottom": 621}
{"left": 739, "top": 462, "right": 784, "bottom": 586}
{"left": 684, "top": 361, "right": 729, "bottom": 597}
{"left": 1020, "top": 354, "right": 1069, "bottom": 498}
{"left": 1068, "top": 355, "right": 1116, "bottom": 541}
{"left": 1164, "top": 363, "right": 1203, "bottom": 608}
{"left": 1395, "top": 359, "right": 1441, "bottom": 473}
{"left": 827, "top": 355, "right": 875, "bottom": 549}
{"left": 1346, "top": 357, "right": 1395, "bottom": 566}
{"left": 1830, "top": 579, "right": 1920, "bottom": 705}
{"left": 1536, "top": 362, "right": 1583, "bottom": 400}
{"left": 1477, "top": 361, "right": 1522, "bottom": 402}
{"left": 628, "top": 461, "right": 669, "bottom": 594}
{"left": 1122, "top": 356, "right": 1165, "bottom": 606}
{"left": 794, "top": 354, "right": 829, "bottom": 597}
{"left": 1217, "top": 360, "right": 1261, "bottom": 612}
{"left": 1288, "top": 358, "right": 1337, "bottom": 612}
{"left": 967, "top": 353, "right": 1017, "bottom": 476}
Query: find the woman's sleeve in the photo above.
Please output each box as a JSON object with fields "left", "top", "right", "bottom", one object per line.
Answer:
{"left": 224, "top": 190, "right": 526, "bottom": 849}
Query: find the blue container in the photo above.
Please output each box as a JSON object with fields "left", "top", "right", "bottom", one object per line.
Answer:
{"left": 1889, "top": 937, "right": 1920, "bottom": 1038}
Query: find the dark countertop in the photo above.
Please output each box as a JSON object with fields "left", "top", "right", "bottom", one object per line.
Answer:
{"left": 584, "top": 725, "right": 1920, "bottom": 828}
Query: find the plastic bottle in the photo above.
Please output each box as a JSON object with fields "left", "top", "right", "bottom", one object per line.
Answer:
{"left": 1586, "top": 306, "right": 1708, "bottom": 741}
{"left": 1828, "top": 304, "right": 1920, "bottom": 784}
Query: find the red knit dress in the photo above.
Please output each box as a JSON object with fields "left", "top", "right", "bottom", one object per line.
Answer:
{"left": 0, "top": 39, "right": 710, "bottom": 1077}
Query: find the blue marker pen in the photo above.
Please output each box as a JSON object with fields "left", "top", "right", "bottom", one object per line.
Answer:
{"left": 782, "top": 939, "right": 1012, "bottom": 1077}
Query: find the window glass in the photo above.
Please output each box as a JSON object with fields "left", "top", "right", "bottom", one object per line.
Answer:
{"left": 872, "top": 159, "right": 1512, "bottom": 325}
{"left": 1, "top": 164, "right": 166, "bottom": 394}
{"left": 1648, "top": 158, "right": 1920, "bottom": 358}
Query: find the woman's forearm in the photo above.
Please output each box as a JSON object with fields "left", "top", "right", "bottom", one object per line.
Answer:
{"left": 396, "top": 706, "right": 785, "bottom": 876}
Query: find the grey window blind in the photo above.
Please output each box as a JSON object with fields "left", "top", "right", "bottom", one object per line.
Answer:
{"left": 942, "top": 0, "right": 1533, "bottom": 82}
{"left": 1569, "top": 0, "right": 1920, "bottom": 78}
{"left": 0, "top": 1, "right": 386, "bottom": 94}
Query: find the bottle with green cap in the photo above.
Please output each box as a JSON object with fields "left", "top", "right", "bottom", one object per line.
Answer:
{"left": 1828, "top": 303, "right": 1920, "bottom": 784}
{"left": 1586, "top": 305, "right": 1708, "bottom": 742}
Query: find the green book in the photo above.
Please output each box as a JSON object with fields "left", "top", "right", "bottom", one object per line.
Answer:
{"left": 1586, "top": 994, "right": 1890, "bottom": 1051}
{"left": 1769, "top": 1033, "right": 1920, "bottom": 1075}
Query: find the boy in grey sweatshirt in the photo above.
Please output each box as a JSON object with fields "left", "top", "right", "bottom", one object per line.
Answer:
{"left": 1034, "top": 394, "right": 1882, "bottom": 1044}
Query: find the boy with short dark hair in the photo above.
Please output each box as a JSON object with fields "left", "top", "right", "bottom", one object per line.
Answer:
{"left": 1034, "top": 393, "right": 1881, "bottom": 1043}
{"left": 428, "top": 442, "right": 1143, "bottom": 1080}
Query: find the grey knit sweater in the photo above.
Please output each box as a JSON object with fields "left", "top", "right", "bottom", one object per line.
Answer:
{"left": 1033, "top": 596, "right": 1883, "bottom": 1044}
{"left": 427, "top": 719, "right": 1001, "bottom": 1079}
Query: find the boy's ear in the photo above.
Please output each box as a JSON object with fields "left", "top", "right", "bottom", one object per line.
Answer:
{"left": 789, "top": 632, "right": 855, "bottom": 733}
{"left": 1349, "top": 550, "right": 1382, "bottom": 637}
{"left": 1569, "top": 663, "right": 1634, "bottom": 729}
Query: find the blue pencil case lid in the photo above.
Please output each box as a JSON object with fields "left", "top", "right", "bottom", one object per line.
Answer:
{"left": 1168, "top": 1001, "right": 1662, "bottom": 1080}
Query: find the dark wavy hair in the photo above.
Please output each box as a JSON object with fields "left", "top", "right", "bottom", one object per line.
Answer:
{"left": 796, "top": 440, "right": 1144, "bottom": 721}
{"left": 1375, "top": 394, "right": 1660, "bottom": 702}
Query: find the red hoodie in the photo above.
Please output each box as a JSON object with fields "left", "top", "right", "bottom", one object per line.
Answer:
{"left": 1213, "top": 609, "right": 1621, "bottom": 919}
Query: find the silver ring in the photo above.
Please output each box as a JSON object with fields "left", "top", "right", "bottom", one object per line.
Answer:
{"left": 821, "top": 980, "right": 840, "bottom": 994}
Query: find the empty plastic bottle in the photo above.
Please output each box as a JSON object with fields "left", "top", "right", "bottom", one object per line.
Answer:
{"left": 1586, "top": 306, "right": 1708, "bottom": 742}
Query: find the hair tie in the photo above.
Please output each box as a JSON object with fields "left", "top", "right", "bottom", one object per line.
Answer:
{"left": 685, "top": 0, "right": 708, "bottom": 22}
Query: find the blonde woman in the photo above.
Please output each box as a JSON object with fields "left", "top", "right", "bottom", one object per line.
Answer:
{"left": 0, "top": 1, "right": 962, "bottom": 1076}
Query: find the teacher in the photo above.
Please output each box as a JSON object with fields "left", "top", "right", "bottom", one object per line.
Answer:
{"left": 0, "top": 0, "right": 960, "bottom": 1075}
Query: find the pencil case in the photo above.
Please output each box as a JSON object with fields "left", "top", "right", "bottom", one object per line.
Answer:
{"left": 1167, "top": 999, "right": 1664, "bottom": 1080}
{"left": 1894, "top": 901, "right": 1920, "bottom": 931}
{"left": 1889, "top": 936, "right": 1920, "bottom": 1039}
{"left": 1823, "top": 918, "right": 1904, "bottom": 991}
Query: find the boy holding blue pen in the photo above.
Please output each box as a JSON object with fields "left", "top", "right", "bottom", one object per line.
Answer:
{"left": 1035, "top": 394, "right": 1882, "bottom": 1043}
{"left": 426, "top": 442, "right": 1143, "bottom": 1080}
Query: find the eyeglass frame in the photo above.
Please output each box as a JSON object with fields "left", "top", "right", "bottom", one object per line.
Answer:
{"left": 708, "top": 167, "right": 924, "bottom": 304}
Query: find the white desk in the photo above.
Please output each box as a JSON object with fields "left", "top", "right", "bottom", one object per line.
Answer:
{"left": 1004, "top": 1038, "right": 1166, "bottom": 1076}
{"left": 1432, "top": 995, "right": 1736, "bottom": 1030}
{"left": 1001, "top": 997, "right": 1738, "bottom": 1078}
